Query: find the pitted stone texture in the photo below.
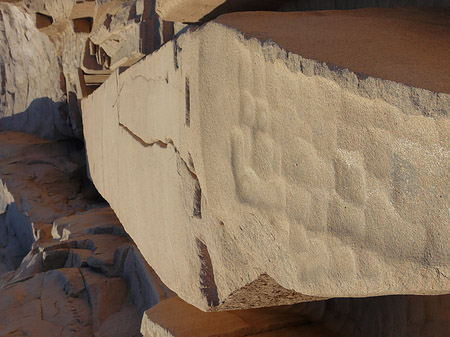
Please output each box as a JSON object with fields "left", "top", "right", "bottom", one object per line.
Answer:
{"left": 83, "top": 9, "right": 450, "bottom": 310}
{"left": 215, "top": 8, "right": 450, "bottom": 96}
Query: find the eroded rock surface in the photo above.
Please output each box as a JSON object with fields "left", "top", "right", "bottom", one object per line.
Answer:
{"left": 0, "top": 0, "right": 177, "bottom": 139}
{"left": 156, "top": 0, "right": 450, "bottom": 22}
{"left": 83, "top": 8, "right": 450, "bottom": 310}
{"left": 1, "top": 126, "right": 446, "bottom": 337}
{"left": 2, "top": 0, "right": 450, "bottom": 335}
{"left": 141, "top": 293, "right": 450, "bottom": 337}
{"left": 0, "top": 131, "right": 168, "bottom": 336}
{"left": 0, "top": 131, "right": 95, "bottom": 272}
{"left": 0, "top": 3, "right": 69, "bottom": 138}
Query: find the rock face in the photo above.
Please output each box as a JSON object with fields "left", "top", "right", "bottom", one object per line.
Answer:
{"left": 155, "top": 0, "right": 450, "bottom": 22}
{"left": 83, "top": 8, "right": 450, "bottom": 310}
{"left": 141, "top": 293, "right": 450, "bottom": 337}
{"left": 0, "top": 3, "right": 69, "bottom": 138}
{"left": 2, "top": 0, "right": 450, "bottom": 336}
{"left": 0, "top": 205, "right": 150, "bottom": 337}
{"left": 0, "top": 131, "right": 94, "bottom": 272}
{"left": 0, "top": 124, "right": 448, "bottom": 337}
{"left": 0, "top": 0, "right": 176, "bottom": 139}
{"left": 0, "top": 130, "right": 169, "bottom": 336}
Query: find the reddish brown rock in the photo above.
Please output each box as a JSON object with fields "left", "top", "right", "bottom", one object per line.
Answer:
{"left": 0, "top": 131, "right": 157, "bottom": 337}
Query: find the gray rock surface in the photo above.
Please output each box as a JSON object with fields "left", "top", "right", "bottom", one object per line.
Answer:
{"left": 0, "top": 3, "right": 70, "bottom": 138}
{"left": 0, "top": 0, "right": 176, "bottom": 139}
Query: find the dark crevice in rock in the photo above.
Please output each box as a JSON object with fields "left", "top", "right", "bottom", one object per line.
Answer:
{"left": 87, "top": 226, "right": 127, "bottom": 236}
{"left": 73, "top": 17, "right": 93, "bottom": 34}
{"left": 35, "top": 12, "right": 53, "bottom": 29}
{"left": 0, "top": 63, "right": 5, "bottom": 96}
{"left": 43, "top": 249, "right": 69, "bottom": 272}
{"left": 173, "top": 40, "right": 180, "bottom": 70}
{"left": 196, "top": 238, "right": 219, "bottom": 307}
{"left": 193, "top": 181, "right": 202, "bottom": 219}
{"left": 185, "top": 76, "right": 190, "bottom": 127}
{"left": 162, "top": 20, "right": 175, "bottom": 44}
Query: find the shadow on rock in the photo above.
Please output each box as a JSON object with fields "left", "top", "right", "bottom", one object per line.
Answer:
{"left": 0, "top": 96, "right": 82, "bottom": 140}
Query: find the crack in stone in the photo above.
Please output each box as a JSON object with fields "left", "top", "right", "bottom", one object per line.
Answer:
{"left": 113, "top": 71, "right": 183, "bottom": 109}
{"left": 78, "top": 268, "right": 92, "bottom": 309}
{"left": 119, "top": 122, "right": 173, "bottom": 149}
{"left": 196, "top": 238, "right": 219, "bottom": 307}
{"left": 119, "top": 122, "right": 202, "bottom": 218}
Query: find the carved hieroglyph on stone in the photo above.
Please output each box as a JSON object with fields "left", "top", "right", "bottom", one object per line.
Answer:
{"left": 83, "top": 9, "right": 450, "bottom": 310}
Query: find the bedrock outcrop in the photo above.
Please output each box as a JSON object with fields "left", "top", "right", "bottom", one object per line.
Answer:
{"left": 0, "top": 3, "right": 69, "bottom": 138}
{"left": 83, "top": 7, "right": 450, "bottom": 310}
{"left": 0, "top": 130, "right": 170, "bottom": 336}
{"left": 156, "top": 0, "right": 450, "bottom": 22}
{"left": 0, "top": 0, "right": 176, "bottom": 139}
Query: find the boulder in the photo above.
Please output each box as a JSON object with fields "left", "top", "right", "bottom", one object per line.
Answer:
{"left": 83, "top": 8, "right": 450, "bottom": 310}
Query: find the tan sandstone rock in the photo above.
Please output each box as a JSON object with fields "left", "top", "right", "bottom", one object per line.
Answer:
{"left": 155, "top": 0, "right": 450, "bottom": 22}
{"left": 0, "top": 0, "right": 173, "bottom": 139}
{"left": 141, "top": 293, "right": 450, "bottom": 337}
{"left": 0, "top": 130, "right": 164, "bottom": 336}
{"left": 83, "top": 7, "right": 450, "bottom": 310}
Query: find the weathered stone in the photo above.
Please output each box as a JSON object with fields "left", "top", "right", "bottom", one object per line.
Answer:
{"left": 0, "top": 131, "right": 163, "bottom": 336}
{"left": 83, "top": 8, "right": 450, "bottom": 310}
{"left": 0, "top": 270, "right": 93, "bottom": 337}
{"left": 81, "top": 268, "right": 141, "bottom": 336}
{"left": 141, "top": 293, "right": 450, "bottom": 337}
{"left": 156, "top": 0, "right": 450, "bottom": 22}
{"left": 0, "top": 203, "right": 166, "bottom": 336}
{"left": 0, "top": 0, "right": 176, "bottom": 139}
{"left": 0, "top": 3, "right": 70, "bottom": 138}
{"left": 0, "top": 131, "right": 100, "bottom": 270}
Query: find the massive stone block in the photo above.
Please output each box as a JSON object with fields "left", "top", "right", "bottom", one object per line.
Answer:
{"left": 156, "top": 0, "right": 450, "bottom": 22}
{"left": 141, "top": 293, "right": 450, "bottom": 337}
{"left": 83, "top": 8, "right": 450, "bottom": 310}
